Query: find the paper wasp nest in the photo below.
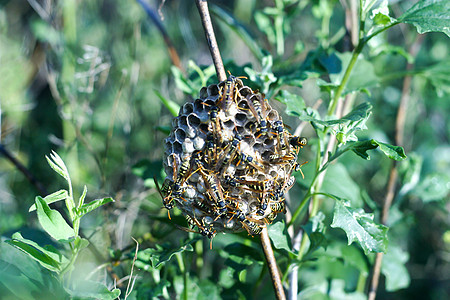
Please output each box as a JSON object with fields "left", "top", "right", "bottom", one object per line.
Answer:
{"left": 161, "top": 75, "right": 306, "bottom": 238}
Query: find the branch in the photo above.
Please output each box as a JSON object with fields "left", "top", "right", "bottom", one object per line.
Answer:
{"left": 136, "top": 0, "right": 183, "bottom": 71}
{"left": 0, "top": 143, "right": 48, "bottom": 196}
{"left": 260, "top": 226, "right": 286, "bottom": 300}
{"left": 195, "top": 0, "right": 226, "bottom": 81}
{"left": 368, "top": 33, "right": 424, "bottom": 300}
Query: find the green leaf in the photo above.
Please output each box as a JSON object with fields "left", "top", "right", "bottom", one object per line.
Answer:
{"left": 330, "top": 197, "right": 388, "bottom": 254}
{"left": 73, "top": 236, "right": 90, "bottom": 252}
{"left": 275, "top": 90, "right": 305, "bottom": 117}
{"left": 154, "top": 89, "right": 180, "bottom": 117}
{"left": 46, "top": 151, "right": 70, "bottom": 184}
{"left": 66, "top": 280, "right": 121, "bottom": 299}
{"left": 381, "top": 244, "right": 410, "bottom": 291}
{"left": 155, "top": 125, "right": 171, "bottom": 135}
{"left": 6, "top": 233, "right": 63, "bottom": 273}
{"left": 29, "top": 190, "right": 69, "bottom": 212}
{"left": 321, "top": 163, "right": 363, "bottom": 208}
{"left": 75, "top": 197, "right": 114, "bottom": 220}
{"left": 78, "top": 185, "right": 87, "bottom": 208}
{"left": 35, "top": 196, "right": 75, "bottom": 241}
{"left": 346, "top": 139, "right": 406, "bottom": 160}
{"left": 413, "top": 172, "right": 450, "bottom": 202}
{"left": 370, "top": 0, "right": 396, "bottom": 25}
{"left": 421, "top": 60, "right": 450, "bottom": 97}
{"left": 398, "top": 0, "right": 450, "bottom": 37}
{"left": 268, "top": 221, "right": 292, "bottom": 252}
{"left": 135, "top": 242, "right": 194, "bottom": 269}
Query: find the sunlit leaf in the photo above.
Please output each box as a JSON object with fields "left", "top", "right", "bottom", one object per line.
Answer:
{"left": 135, "top": 242, "right": 194, "bottom": 269}
{"left": 329, "top": 196, "right": 388, "bottom": 254}
{"left": 382, "top": 244, "right": 410, "bottom": 291}
{"left": 66, "top": 280, "right": 121, "bottom": 299}
{"left": 29, "top": 190, "right": 68, "bottom": 212}
{"left": 154, "top": 89, "right": 180, "bottom": 117}
{"left": 275, "top": 90, "right": 305, "bottom": 117}
{"left": 75, "top": 197, "right": 114, "bottom": 220}
{"left": 345, "top": 139, "right": 406, "bottom": 161}
{"left": 268, "top": 221, "right": 292, "bottom": 252}
{"left": 399, "top": 0, "right": 450, "bottom": 37}
{"left": 6, "top": 233, "right": 63, "bottom": 273}
{"left": 35, "top": 196, "right": 75, "bottom": 242}
{"left": 46, "top": 151, "right": 70, "bottom": 184}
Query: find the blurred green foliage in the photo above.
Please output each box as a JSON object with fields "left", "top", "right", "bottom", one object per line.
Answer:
{"left": 0, "top": 0, "right": 448, "bottom": 299}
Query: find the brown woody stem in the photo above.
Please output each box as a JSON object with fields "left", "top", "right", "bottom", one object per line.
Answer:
{"left": 261, "top": 226, "right": 286, "bottom": 300}
{"left": 195, "top": 0, "right": 226, "bottom": 81}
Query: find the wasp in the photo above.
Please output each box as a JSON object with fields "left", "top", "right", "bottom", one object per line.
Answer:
{"left": 218, "top": 74, "right": 244, "bottom": 111}
{"left": 256, "top": 195, "right": 268, "bottom": 216}
{"left": 241, "top": 218, "right": 263, "bottom": 236}
{"left": 289, "top": 136, "right": 308, "bottom": 154}
{"left": 177, "top": 214, "right": 216, "bottom": 249}
{"left": 272, "top": 120, "right": 288, "bottom": 152}
{"left": 236, "top": 177, "right": 272, "bottom": 193}
{"left": 184, "top": 214, "right": 216, "bottom": 239}
{"left": 247, "top": 94, "right": 269, "bottom": 138}
{"left": 205, "top": 133, "right": 217, "bottom": 166}
{"left": 216, "top": 131, "right": 242, "bottom": 174}
{"left": 154, "top": 177, "right": 174, "bottom": 216}
{"left": 196, "top": 167, "right": 228, "bottom": 218}
{"left": 235, "top": 152, "right": 265, "bottom": 172}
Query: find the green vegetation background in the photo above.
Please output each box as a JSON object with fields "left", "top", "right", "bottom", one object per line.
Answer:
{"left": 0, "top": 0, "right": 448, "bottom": 299}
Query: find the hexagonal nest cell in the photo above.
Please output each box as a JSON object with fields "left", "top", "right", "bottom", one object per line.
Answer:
{"left": 160, "top": 75, "right": 307, "bottom": 238}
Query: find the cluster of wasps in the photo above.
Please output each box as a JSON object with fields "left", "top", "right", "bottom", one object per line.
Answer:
{"left": 158, "top": 74, "right": 307, "bottom": 243}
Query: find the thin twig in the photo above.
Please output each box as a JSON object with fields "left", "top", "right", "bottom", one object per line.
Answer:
{"left": 136, "top": 0, "right": 183, "bottom": 71}
{"left": 260, "top": 226, "right": 286, "bottom": 300}
{"left": 195, "top": 0, "right": 227, "bottom": 81}
{"left": 368, "top": 34, "right": 424, "bottom": 300}
{"left": 0, "top": 144, "right": 48, "bottom": 196}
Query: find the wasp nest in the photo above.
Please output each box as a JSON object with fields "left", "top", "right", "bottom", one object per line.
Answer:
{"left": 160, "top": 75, "right": 306, "bottom": 238}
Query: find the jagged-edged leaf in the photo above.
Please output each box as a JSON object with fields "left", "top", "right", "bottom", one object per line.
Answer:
{"left": 382, "top": 244, "right": 410, "bottom": 291}
{"left": 398, "top": 0, "right": 450, "bottom": 37}
{"left": 370, "top": 0, "right": 396, "bottom": 25}
{"left": 268, "top": 221, "right": 292, "bottom": 253}
{"left": 75, "top": 197, "right": 114, "bottom": 220}
{"left": 66, "top": 280, "right": 120, "bottom": 300}
{"left": 154, "top": 89, "right": 180, "bottom": 117}
{"left": 275, "top": 90, "right": 305, "bottom": 117}
{"left": 422, "top": 60, "right": 450, "bottom": 97}
{"left": 6, "top": 233, "right": 63, "bottom": 273}
{"left": 330, "top": 197, "right": 388, "bottom": 254}
{"left": 35, "top": 196, "right": 75, "bottom": 242}
{"left": 135, "top": 242, "right": 194, "bottom": 269}
{"left": 348, "top": 139, "right": 406, "bottom": 160}
{"left": 29, "top": 190, "right": 68, "bottom": 212}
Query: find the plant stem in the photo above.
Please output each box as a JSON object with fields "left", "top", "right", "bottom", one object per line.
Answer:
{"left": 260, "top": 226, "right": 286, "bottom": 300}
{"left": 176, "top": 252, "right": 188, "bottom": 300}
{"left": 195, "top": 0, "right": 226, "bottom": 81}
{"left": 368, "top": 33, "right": 424, "bottom": 300}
